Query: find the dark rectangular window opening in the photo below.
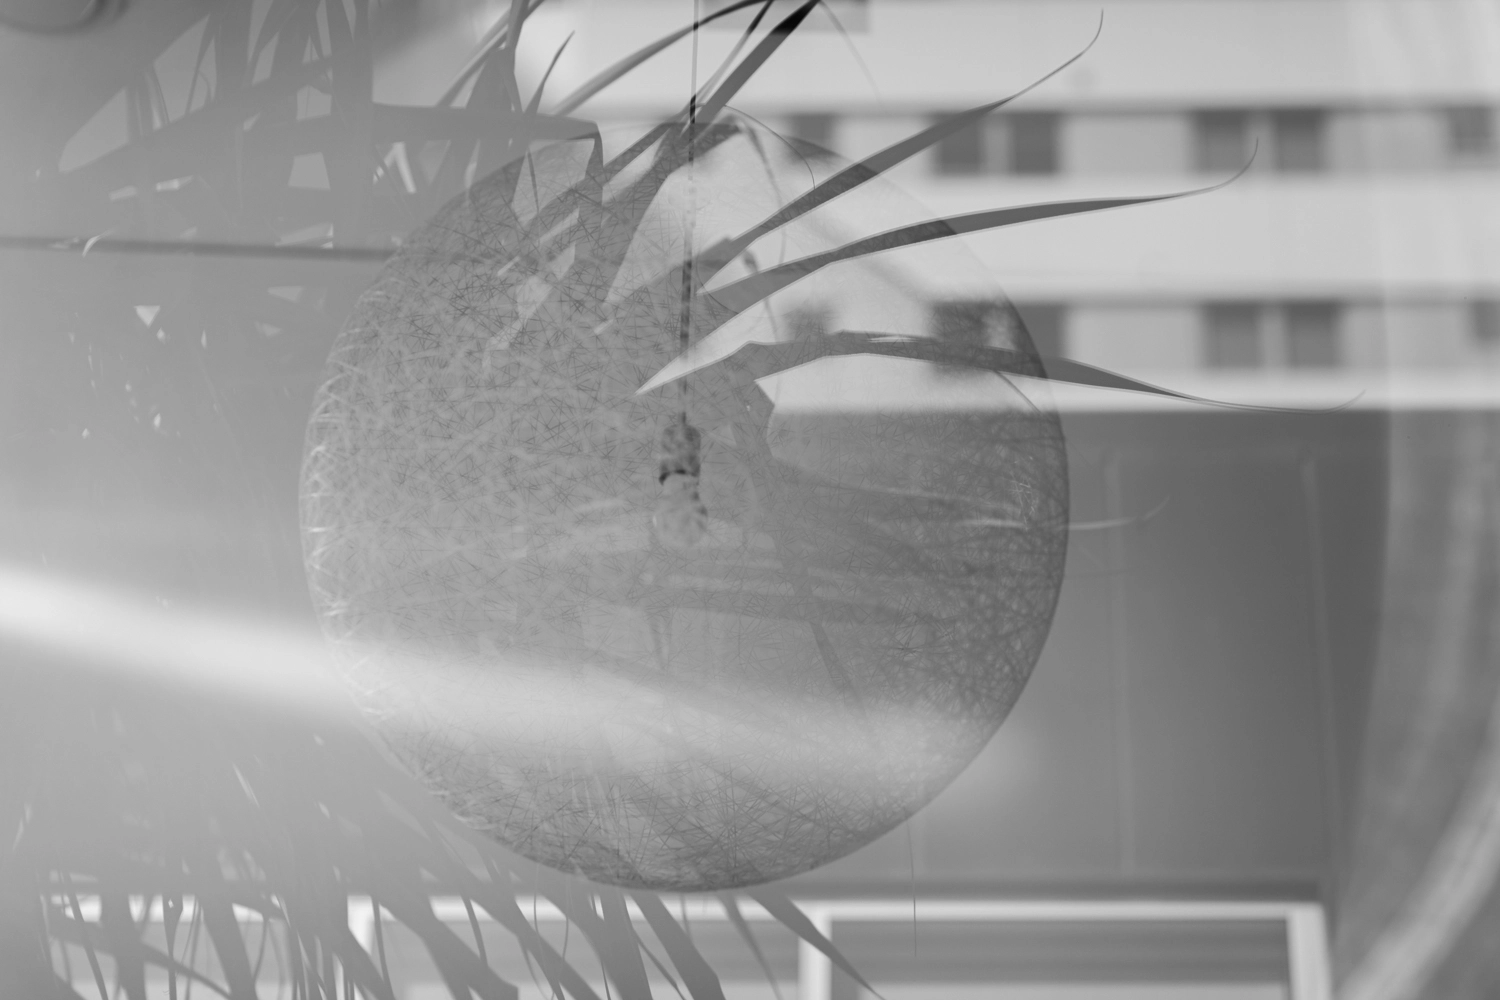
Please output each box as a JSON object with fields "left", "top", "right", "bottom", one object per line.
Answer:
{"left": 932, "top": 301, "right": 996, "bottom": 352}
{"left": 931, "top": 300, "right": 1014, "bottom": 376}
{"left": 1195, "top": 110, "right": 1251, "bottom": 173}
{"left": 1012, "top": 302, "right": 1066, "bottom": 359}
{"left": 1448, "top": 106, "right": 1497, "bottom": 160}
{"left": 1009, "top": 113, "right": 1059, "bottom": 175}
{"left": 786, "top": 113, "right": 837, "bottom": 159}
{"left": 1473, "top": 299, "right": 1500, "bottom": 345}
{"left": 1205, "top": 302, "right": 1263, "bottom": 368}
{"left": 1273, "top": 109, "right": 1327, "bottom": 173}
{"left": 1284, "top": 301, "right": 1341, "bottom": 367}
{"left": 935, "top": 116, "right": 984, "bottom": 175}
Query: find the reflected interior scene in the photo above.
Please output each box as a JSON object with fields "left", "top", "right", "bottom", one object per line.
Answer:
{"left": 2, "top": 1, "right": 1498, "bottom": 999}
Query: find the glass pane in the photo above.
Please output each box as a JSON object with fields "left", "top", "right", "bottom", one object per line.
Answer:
{"left": 1014, "top": 302, "right": 1067, "bottom": 359}
{"left": 788, "top": 112, "right": 838, "bottom": 159}
{"left": 1285, "top": 302, "right": 1340, "bottom": 368}
{"left": 1195, "top": 111, "right": 1250, "bottom": 172}
{"left": 1205, "top": 303, "right": 1263, "bottom": 368}
{"left": 936, "top": 117, "right": 984, "bottom": 174}
{"left": 1011, "top": 113, "right": 1060, "bottom": 175}
{"left": 1474, "top": 299, "right": 1500, "bottom": 345}
{"left": 931, "top": 300, "right": 999, "bottom": 351}
{"left": 830, "top": 920, "right": 1290, "bottom": 1000}
{"left": 1273, "top": 110, "right": 1326, "bottom": 173}
{"left": 1447, "top": 105, "right": 1497, "bottom": 159}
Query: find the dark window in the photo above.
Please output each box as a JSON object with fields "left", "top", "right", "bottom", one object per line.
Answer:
{"left": 1473, "top": 299, "right": 1500, "bottom": 345}
{"left": 1012, "top": 302, "right": 1066, "bottom": 359}
{"left": 1205, "top": 303, "right": 1262, "bottom": 368}
{"left": 1273, "top": 110, "right": 1326, "bottom": 172}
{"left": 935, "top": 117, "right": 984, "bottom": 174}
{"left": 929, "top": 300, "right": 1064, "bottom": 374}
{"left": 786, "top": 113, "right": 837, "bottom": 159}
{"left": 1009, "top": 113, "right": 1059, "bottom": 175}
{"left": 931, "top": 301, "right": 996, "bottom": 352}
{"left": 1448, "top": 106, "right": 1496, "bottom": 159}
{"left": 1195, "top": 111, "right": 1251, "bottom": 173}
{"left": 1284, "top": 302, "right": 1340, "bottom": 367}
{"left": 934, "top": 113, "right": 1059, "bottom": 176}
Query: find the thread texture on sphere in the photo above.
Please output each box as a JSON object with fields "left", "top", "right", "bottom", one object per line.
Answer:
{"left": 301, "top": 121, "right": 1068, "bottom": 890}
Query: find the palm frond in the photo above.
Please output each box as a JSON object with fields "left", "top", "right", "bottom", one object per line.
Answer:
{"left": 436, "top": 0, "right": 552, "bottom": 109}
{"left": 700, "top": 187, "right": 1230, "bottom": 320}
{"left": 692, "top": 17, "right": 1105, "bottom": 280}
{"left": 719, "top": 895, "right": 785, "bottom": 1000}
{"left": 633, "top": 895, "right": 727, "bottom": 1000}
{"left": 689, "top": 0, "right": 821, "bottom": 129}
{"left": 746, "top": 889, "right": 882, "bottom": 998}
{"left": 552, "top": 0, "right": 775, "bottom": 116}
{"left": 527, "top": 32, "right": 577, "bottom": 115}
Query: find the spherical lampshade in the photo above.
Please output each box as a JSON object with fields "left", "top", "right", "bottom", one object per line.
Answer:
{"left": 300, "top": 116, "right": 1068, "bottom": 890}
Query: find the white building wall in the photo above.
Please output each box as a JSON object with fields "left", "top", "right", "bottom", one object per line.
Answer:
{"left": 1063, "top": 112, "right": 1193, "bottom": 176}
{"left": 1069, "top": 303, "right": 1200, "bottom": 373}
{"left": 1339, "top": 304, "right": 1391, "bottom": 372}
{"left": 1381, "top": 302, "right": 1487, "bottom": 369}
{"left": 1329, "top": 110, "right": 1450, "bottom": 173}
{"left": 430, "top": 0, "right": 1500, "bottom": 396}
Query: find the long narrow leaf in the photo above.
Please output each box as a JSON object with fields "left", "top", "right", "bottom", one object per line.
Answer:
{"left": 552, "top": 0, "right": 774, "bottom": 116}
{"left": 59, "top": 51, "right": 347, "bottom": 193}
{"left": 365, "top": 105, "right": 599, "bottom": 143}
{"left": 743, "top": 890, "right": 881, "bottom": 999}
{"left": 689, "top": 0, "right": 820, "bottom": 128}
{"left": 638, "top": 938, "right": 688, "bottom": 1000}
{"left": 701, "top": 186, "right": 1229, "bottom": 320}
{"left": 641, "top": 329, "right": 1293, "bottom": 411}
{"left": 323, "top": 922, "right": 400, "bottom": 1000}
{"left": 528, "top": 868, "right": 676, "bottom": 1000}
{"left": 718, "top": 895, "right": 784, "bottom": 1000}
{"left": 353, "top": 755, "right": 604, "bottom": 1000}
{"left": 527, "top": 32, "right": 576, "bottom": 114}
{"left": 437, "top": 0, "right": 552, "bottom": 108}
{"left": 597, "top": 888, "right": 654, "bottom": 1000}
{"left": 377, "top": 883, "right": 520, "bottom": 1000}
{"left": 613, "top": 171, "right": 1248, "bottom": 376}
{"left": 498, "top": 0, "right": 534, "bottom": 109}
{"left": 469, "top": 874, "right": 605, "bottom": 1000}
{"left": 99, "top": 893, "right": 147, "bottom": 1000}
{"left": 692, "top": 15, "right": 1105, "bottom": 281}
{"left": 195, "top": 891, "right": 260, "bottom": 1000}
{"left": 691, "top": 2, "right": 779, "bottom": 107}
{"left": 66, "top": 888, "right": 111, "bottom": 1000}
{"left": 632, "top": 895, "right": 727, "bottom": 1000}
{"left": 45, "top": 914, "right": 233, "bottom": 1000}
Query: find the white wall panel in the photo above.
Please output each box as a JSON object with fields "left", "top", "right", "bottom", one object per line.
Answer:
{"left": 1066, "top": 304, "right": 1200, "bottom": 373}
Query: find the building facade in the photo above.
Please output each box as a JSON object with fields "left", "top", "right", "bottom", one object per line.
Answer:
{"left": 491, "top": 0, "right": 1500, "bottom": 409}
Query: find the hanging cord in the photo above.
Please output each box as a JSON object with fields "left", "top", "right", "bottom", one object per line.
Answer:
{"left": 655, "top": 0, "right": 709, "bottom": 548}
{"left": 678, "top": 0, "right": 702, "bottom": 420}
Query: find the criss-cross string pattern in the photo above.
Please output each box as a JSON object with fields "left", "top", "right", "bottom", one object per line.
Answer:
{"left": 300, "top": 111, "right": 1074, "bottom": 890}
{"left": 294, "top": 2, "right": 1272, "bottom": 890}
